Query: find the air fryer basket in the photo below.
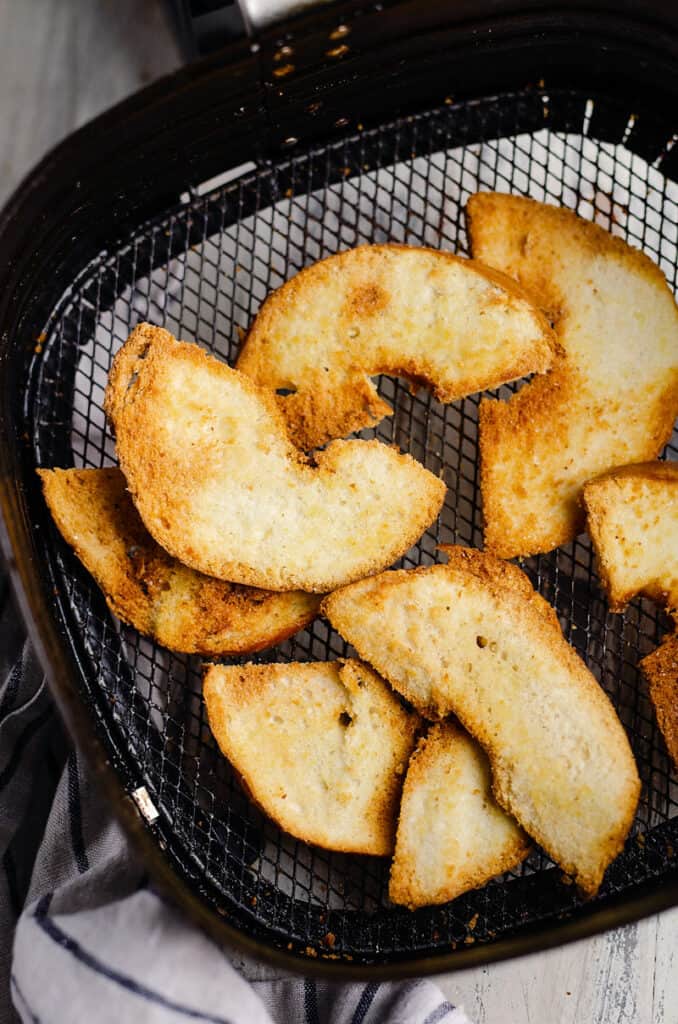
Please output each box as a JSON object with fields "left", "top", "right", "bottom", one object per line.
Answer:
{"left": 2, "top": 2, "right": 678, "bottom": 976}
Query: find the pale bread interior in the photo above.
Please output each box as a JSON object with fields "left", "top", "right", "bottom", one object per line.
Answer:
{"left": 390, "top": 722, "right": 530, "bottom": 909}
{"left": 203, "top": 660, "right": 419, "bottom": 855}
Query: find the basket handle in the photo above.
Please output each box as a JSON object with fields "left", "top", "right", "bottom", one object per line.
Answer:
{"left": 168, "top": 0, "right": 337, "bottom": 55}
{"left": 169, "top": 1, "right": 678, "bottom": 57}
{"left": 239, "top": 0, "right": 336, "bottom": 33}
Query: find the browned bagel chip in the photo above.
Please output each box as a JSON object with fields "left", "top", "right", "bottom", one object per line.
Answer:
{"left": 39, "top": 467, "right": 320, "bottom": 656}
{"left": 390, "top": 722, "right": 531, "bottom": 909}
{"left": 237, "top": 244, "right": 555, "bottom": 450}
{"left": 203, "top": 659, "right": 420, "bottom": 855}
{"left": 468, "top": 193, "right": 678, "bottom": 558}
{"left": 104, "top": 323, "right": 445, "bottom": 593}
{"left": 583, "top": 461, "right": 678, "bottom": 614}
{"left": 641, "top": 635, "right": 678, "bottom": 770}
{"left": 583, "top": 460, "right": 678, "bottom": 768}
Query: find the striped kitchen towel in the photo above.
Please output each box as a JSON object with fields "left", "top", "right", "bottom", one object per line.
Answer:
{"left": 0, "top": 596, "right": 471, "bottom": 1024}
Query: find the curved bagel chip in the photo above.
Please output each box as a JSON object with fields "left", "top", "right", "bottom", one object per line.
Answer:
{"left": 323, "top": 545, "right": 640, "bottom": 895}
{"left": 237, "top": 244, "right": 555, "bottom": 450}
{"left": 390, "top": 722, "right": 531, "bottom": 909}
{"left": 104, "top": 324, "right": 445, "bottom": 592}
{"left": 467, "top": 193, "right": 678, "bottom": 559}
{"left": 203, "top": 659, "right": 420, "bottom": 854}
{"left": 39, "top": 467, "right": 320, "bottom": 656}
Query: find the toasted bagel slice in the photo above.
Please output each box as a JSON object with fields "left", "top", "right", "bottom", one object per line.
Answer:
{"left": 583, "top": 461, "right": 678, "bottom": 614}
{"left": 323, "top": 546, "right": 640, "bottom": 895}
{"left": 582, "top": 461, "right": 678, "bottom": 770}
{"left": 105, "top": 324, "right": 445, "bottom": 592}
{"left": 641, "top": 635, "right": 678, "bottom": 770}
{"left": 467, "top": 193, "right": 678, "bottom": 558}
{"left": 38, "top": 467, "right": 320, "bottom": 656}
{"left": 390, "top": 722, "right": 530, "bottom": 909}
{"left": 237, "top": 244, "right": 555, "bottom": 450}
{"left": 203, "top": 659, "right": 420, "bottom": 854}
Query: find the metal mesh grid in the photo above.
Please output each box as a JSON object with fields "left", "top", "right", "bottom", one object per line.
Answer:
{"left": 28, "top": 88, "right": 678, "bottom": 965}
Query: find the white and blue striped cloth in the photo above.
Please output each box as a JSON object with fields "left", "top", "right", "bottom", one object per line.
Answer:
{"left": 0, "top": 593, "right": 471, "bottom": 1024}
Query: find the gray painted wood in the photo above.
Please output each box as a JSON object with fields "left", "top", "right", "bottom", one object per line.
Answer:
{"left": 440, "top": 911, "right": 678, "bottom": 1023}
{"left": 0, "top": 2, "right": 674, "bottom": 1020}
{"left": 0, "top": 0, "right": 181, "bottom": 202}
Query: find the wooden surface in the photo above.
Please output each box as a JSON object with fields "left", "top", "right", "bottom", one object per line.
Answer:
{"left": 1, "top": 3, "right": 675, "bottom": 1021}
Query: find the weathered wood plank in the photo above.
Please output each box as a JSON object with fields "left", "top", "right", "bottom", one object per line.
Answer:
{"left": 653, "top": 906, "right": 678, "bottom": 1022}
{"left": 439, "top": 911, "right": 670, "bottom": 1024}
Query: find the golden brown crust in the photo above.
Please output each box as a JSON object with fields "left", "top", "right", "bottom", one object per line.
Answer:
{"left": 104, "top": 324, "right": 445, "bottom": 592}
{"left": 203, "top": 659, "right": 420, "bottom": 855}
{"left": 104, "top": 321, "right": 295, "bottom": 441}
{"left": 323, "top": 547, "right": 640, "bottom": 895}
{"left": 582, "top": 461, "right": 678, "bottom": 614}
{"left": 467, "top": 192, "right": 678, "bottom": 559}
{"left": 38, "top": 467, "right": 320, "bottom": 655}
{"left": 274, "top": 380, "right": 392, "bottom": 454}
{"left": 641, "top": 634, "right": 678, "bottom": 769}
{"left": 389, "top": 722, "right": 531, "bottom": 909}
{"left": 585, "top": 461, "right": 678, "bottom": 486}
{"left": 237, "top": 244, "right": 555, "bottom": 450}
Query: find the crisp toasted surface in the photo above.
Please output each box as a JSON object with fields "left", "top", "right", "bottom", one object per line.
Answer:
{"left": 389, "top": 722, "right": 530, "bottom": 909}
{"left": 38, "top": 467, "right": 320, "bottom": 655}
{"left": 203, "top": 659, "right": 419, "bottom": 854}
{"left": 641, "top": 634, "right": 678, "bottom": 769}
{"left": 583, "top": 461, "right": 678, "bottom": 614}
{"left": 323, "top": 546, "right": 640, "bottom": 895}
{"left": 237, "top": 244, "right": 555, "bottom": 450}
{"left": 467, "top": 192, "right": 678, "bottom": 558}
{"left": 104, "top": 324, "right": 445, "bottom": 592}
{"left": 582, "top": 461, "right": 678, "bottom": 772}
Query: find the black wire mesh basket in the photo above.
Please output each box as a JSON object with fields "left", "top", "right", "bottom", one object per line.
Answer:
{"left": 2, "top": 3, "right": 678, "bottom": 975}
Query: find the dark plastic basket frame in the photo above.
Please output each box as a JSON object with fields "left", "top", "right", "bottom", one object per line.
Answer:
{"left": 1, "top": 2, "right": 678, "bottom": 977}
